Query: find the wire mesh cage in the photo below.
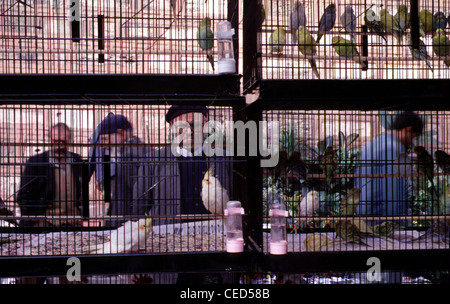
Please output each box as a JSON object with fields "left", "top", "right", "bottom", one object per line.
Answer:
{"left": 0, "top": 0, "right": 236, "bottom": 74}
{"left": 262, "top": 109, "right": 450, "bottom": 253}
{"left": 0, "top": 103, "right": 247, "bottom": 258}
{"left": 259, "top": 0, "right": 450, "bottom": 80}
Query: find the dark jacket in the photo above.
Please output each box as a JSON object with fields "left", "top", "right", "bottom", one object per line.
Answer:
{"left": 16, "top": 151, "right": 83, "bottom": 227}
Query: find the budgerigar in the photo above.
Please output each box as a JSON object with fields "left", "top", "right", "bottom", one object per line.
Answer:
{"left": 434, "top": 12, "right": 447, "bottom": 30}
{"left": 268, "top": 27, "right": 286, "bottom": 54}
{"left": 319, "top": 146, "right": 337, "bottom": 187}
{"left": 201, "top": 164, "right": 230, "bottom": 215}
{"left": 290, "top": 1, "right": 306, "bottom": 44}
{"left": 299, "top": 190, "right": 319, "bottom": 217}
{"left": 334, "top": 220, "right": 369, "bottom": 246}
{"left": 339, "top": 188, "right": 361, "bottom": 216}
{"left": 419, "top": 9, "right": 435, "bottom": 35}
{"left": 394, "top": 4, "right": 410, "bottom": 32}
{"left": 406, "top": 34, "right": 433, "bottom": 72}
{"left": 364, "top": 8, "right": 387, "bottom": 43}
{"left": 297, "top": 25, "right": 320, "bottom": 79}
{"left": 85, "top": 217, "right": 152, "bottom": 254}
{"left": 316, "top": 3, "right": 336, "bottom": 43}
{"left": 432, "top": 29, "right": 450, "bottom": 67}
{"left": 197, "top": 17, "right": 215, "bottom": 70}
{"left": 380, "top": 8, "right": 404, "bottom": 44}
{"left": 331, "top": 36, "right": 367, "bottom": 70}
{"left": 341, "top": 6, "right": 357, "bottom": 44}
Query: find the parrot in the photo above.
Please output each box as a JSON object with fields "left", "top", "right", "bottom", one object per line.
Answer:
{"left": 85, "top": 216, "right": 152, "bottom": 254}
{"left": 432, "top": 29, "right": 450, "bottom": 68}
{"left": 201, "top": 164, "right": 230, "bottom": 215}
{"left": 268, "top": 27, "right": 286, "bottom": 54}
{"left": 316, "top": 3, "right": 336, "bottom": 43}
{"left": 434, "top": 12, "right": 447, "bottom": 30}
{"left": 395, "top": 4, "right": 411, "bottom": 32}
{"left": 414, "top": 146, "right": 434, "bottom": 184}
{"left": 364, "top": 8, "right": 387, "bottom": 43}
{"left": 339, "top": 188, "right": 361, "bottom": 216}
{"left": 334, "top": 219, "right": 369, "bottom": 246}
{"left": 197, "top": 17, "right": 215, "bottom": 70}
{"left": 331, "top": 36, "right": 367, "bottom": 70}
{"left": 299, "top": 190, "right": 319, "bottom": 217}
{"left": 273, "top": 150, "right": 307, "bottom": 181}
{"left": 319, "top": 146, "right": 337, "bottom": 187}
{"left": 303, "top": 233, "right": 333, "bottom": 251}
{"left": 341, "top": 6, "right": 357, "bottom": 44}
{"left": 372, "top": 221, "right": 401, "bottom": 237}
{"left": 435, "top": 150, "right": 450, "bottom": 173}
{"left": 408, "top": 221, "right": 449, "bottom": 244}
{"left": 406, "top": 34, "right": 433, "bottom": 72}
{"left": 297, "top": 25, "right": 320, "bottom": 79}
{"left": 380, "top": 8, "right": 404, "bottom": 44}
{"left": 290, "top": 1, "right": 306, "bottom": 44}
{"left": 419, "top": 9, "right": 435, "bottom": 35}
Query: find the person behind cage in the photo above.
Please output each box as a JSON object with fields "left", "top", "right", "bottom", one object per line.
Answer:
{"left": 16, "top": 122, "right": 83, "bottom": 229}
{"left": 354, "top": 110, "right": 424, "bottom": 224}
{"left": 133, "top": 105, "right": 233, "bottom": 224}
{"left": 91, "top": 113, "right": 148, "bottom": 228}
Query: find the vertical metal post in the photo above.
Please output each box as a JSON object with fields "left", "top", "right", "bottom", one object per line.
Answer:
{"left": 103, "top": 154, "right": 111, "bottom": 204}
{"left": 242, "top": 0, "right": 262, "bottom": 92}
{"left": 361, "top": 25, "right": 369, "bottom": 71}
{"left": 81, "top": 160, "right": 90, "bottom": 219}
{"left": 410, "top": 0, "right": 420, "bottom": 49}
{"left": 98, "top": 15, "right": 105, "bottom": 63}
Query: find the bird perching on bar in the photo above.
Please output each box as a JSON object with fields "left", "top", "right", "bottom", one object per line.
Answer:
{"left": 197, "top": 17, "right": 215, "bottom": 71}
{"left": 201, "top": 164, "right": 230, "bottom": 216}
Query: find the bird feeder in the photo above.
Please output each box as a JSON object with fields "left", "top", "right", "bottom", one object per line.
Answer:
{"left": 269, "top": 200, "right": 288, "bottom": 255}
{"left": 224, "top": 201, "right": 244, "bottom": 253}
{"left": 214, "top": 21, "right": 236, "bottom": 74}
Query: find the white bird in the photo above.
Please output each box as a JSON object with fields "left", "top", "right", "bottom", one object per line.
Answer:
{"left": 299, "top": 190, "right": 320, "bottom": 217}
{"left": 85, "top": 217, "right": 152, "bottom": 254}
{"left": 201, "top": 164, "right": 230, "bottom": 215}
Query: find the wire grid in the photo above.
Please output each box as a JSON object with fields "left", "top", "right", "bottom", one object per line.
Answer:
{"left": 0, "top": 104, "right": 238, "bottom": 256}
{"left": 260, "top": 0, "right": 450, "bottom": 79}
{"left": 262, "top": 109, "right": 450, "bottom": 253}
{"left": 0, "top": 0, "right": 229, "bottom": 74}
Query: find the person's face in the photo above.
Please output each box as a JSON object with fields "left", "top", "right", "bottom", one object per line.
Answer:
{"left": 51, "top": 127, "right": 72, "bottom": 158}
{"left": 99, "top": 129, "right": 126, "bottom": 146}
{"left": 170, "top": 112, "right": 207, "bottom": 149}
{"left": 400, "top": 126, "right": 420, "bottom": 147}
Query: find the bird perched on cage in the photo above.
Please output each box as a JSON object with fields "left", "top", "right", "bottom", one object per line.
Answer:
{"left": 394, "top": 4, "right": 411, "bottom": 33}
{"left": 197, "top": 17, "right": 215, "bottom": 71}
{"left": 201, "top": 164, "right": 230, "bottom": 215}
{"left": 316, "top": 3, "right": 336, "bottom": 43}
{"left": 303, "top": 233, "right": 333, "bottom": 251}
{"left": 409, "top": 220, "right": 450, "bottom": 245}
{"left": 319, "top": 146, "right": 337, "bottom": 188}
{"left": 339, "top": 188, "right": 361, "bottom": 216}
{"left": 432, "top": 29, "right": 450, "bottom": 68}
{"left": 297, "top": 25, "right": 320, "bottom": 79}
{"left": 334, "top": 219, "right": 369, "bottom": 246}
{"left": 406, "top": 34, "right": 433, "bottom": 72}
{"left": 364, "top": 8, "right": 387, "bottom": 43}
{"left": 413, "top": 146, "right": 434, "bottom": 185}
{"left": 419, "top": 9, "right": 436, "bottom": 35}
{"left": 341, "top": 6, "right": 357, "bottom": 44}
{"left": 273, "top": 150, "right": 307, "bottom": 182}
{"left": 435, "top": 150, "right": 450, "bottom": 173}
{"left": 331, "top": 36, "right": 368, "bottom": 70}
{"left": 268, "top": 27, "right": 286, "bottom": 54}
{"left": 380, "top": 8, "right": 404, "bottom": 44}
{"left": 434, "top": 12, "right": 447, "bottom": 30}
{"left": 299, "top": 190, "right": 319, "bottom": 217}
{"left": 84, "top": 216, "right": 152, "bottom": 254}
{"left": 290, "top": 1, "right": 306, "bottom": 44}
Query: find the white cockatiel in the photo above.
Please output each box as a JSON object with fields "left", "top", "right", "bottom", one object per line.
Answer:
{"left": 299, "top": 190, "right": 320, "bottom": 217}
{"left": 85, "top": 217, "right": 152, "bottom": 254}
{"left": 201, "top": 164, "right": 230, "bottom": 215}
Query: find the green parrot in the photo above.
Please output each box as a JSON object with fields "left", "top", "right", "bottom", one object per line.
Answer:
{"left": 414, "top": 145, "right": 438, "bottom": 200}
{"left": 331, "top": 36, "right": 367, "bottom": 70}
{"left": 319, "top": 146, "right": 337, "bottom": 187}
{"left": 364, "top": 8, "right": 387, "bottom": 43}
{"left": 394, "top": 4, "right": 410, "bottom": 32}
{"left": 406, "top": 34, "right": 433, "bottom": 72}
{"left": 334, "top": 220, "right": 369, "bottom": 246}
{"left": 197, "top": 17, "right": 215, "bottom": 70}
{"left": 380, "top": 8, "right": 404, "bottom": 44}
{"left": 297, "top": 25, "right": 320, "bottom": 79}
{"left": 339, "top": 188, "right": 361, "bottom": 216}
{"left": 268, "top": 27, "right": 286, "bottom": 54}
{"left": 419, "top": 9, "right": 436, "bottom": 35}
{"left": 432, "top": 29, "right": 450, "bottom": 67}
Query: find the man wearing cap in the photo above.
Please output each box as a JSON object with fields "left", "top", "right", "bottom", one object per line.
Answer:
{"left": 133, "top": 105, "right": 233, "bottom": 225}
{"left": 92, "top": 114, "right": 148, "bottom": 227}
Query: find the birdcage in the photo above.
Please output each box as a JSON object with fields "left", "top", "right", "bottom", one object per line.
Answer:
{"left": 0, "top": 0, "right": 238, "bottom": 74}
